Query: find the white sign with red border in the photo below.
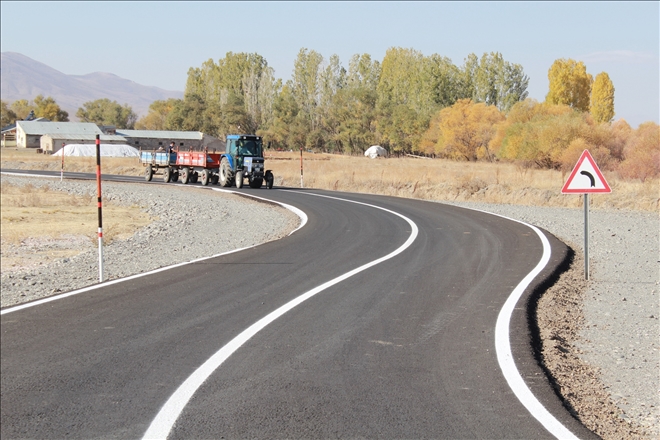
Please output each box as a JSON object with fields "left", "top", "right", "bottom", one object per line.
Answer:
{"left": 561, "top": 150, "right": 611, "bottom": 194}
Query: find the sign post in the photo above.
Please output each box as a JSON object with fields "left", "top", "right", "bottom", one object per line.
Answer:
{"left": 300, "top": 148, "right": 304, "bottom": 188}
{"left": 561, "top": 149, "right": 611, "bottom": 280}
{"left": 95, "top": 135, "right": 104, "bottom": 282}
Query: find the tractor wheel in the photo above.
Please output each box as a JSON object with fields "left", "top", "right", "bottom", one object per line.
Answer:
{"left": 236, "top": 170, "right": 244, "bottom": 189}
{"left": 181, "top": 167, "right": 190, "bottom": 184}
{"left": 219, "top": 158, "right": 234, "bottom": 187}
{"left": 265, "top": 171, "right": 274, "bottom": 189}
{"left": 163, "top": 167, "right": 171, "bottom": 183}
{"left": 249, "top": 177, "right": 263, "bottom": 189}
{"left": 201, "top": 169, "right": 210, "bottom": 186}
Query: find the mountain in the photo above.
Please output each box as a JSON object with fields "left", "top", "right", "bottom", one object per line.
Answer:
{"left": 0, "top": 52, "right": 183, "bottom": 119}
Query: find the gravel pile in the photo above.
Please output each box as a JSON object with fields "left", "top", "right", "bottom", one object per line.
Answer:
{"left": 1, "top": 174, "right": 657, "bottom": 438}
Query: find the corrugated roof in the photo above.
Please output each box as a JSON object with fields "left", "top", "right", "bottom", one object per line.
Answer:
{"left": 42, "top": 133, "right": 127, "bottom": 142}
{"left": 116, "top": 129, "right": 203, "bottom": 140}
{"left": 17, "top": 121, "right": 103, "bottom": 136}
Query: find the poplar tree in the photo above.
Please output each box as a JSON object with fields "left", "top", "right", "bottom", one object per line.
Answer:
{"left": 590, "top": 72, "right": 615, "bottom": 123}
{"left": 545, "top": 59, "right": 593, "bottom": 112}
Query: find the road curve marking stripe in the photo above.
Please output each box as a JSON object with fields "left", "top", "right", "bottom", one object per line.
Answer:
{"left": 142, "top": 192, "right": 418, "bottom": 440}
{"left": 469, "top": 208, "right": 579, "bottom": 440}
{"left": 0, "top": 194, "right": 307, "bottom": 316}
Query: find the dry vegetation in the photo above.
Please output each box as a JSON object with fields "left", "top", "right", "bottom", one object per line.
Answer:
{"left": 2, "top": 148, "right": 658, "bottom": 212}
{"left": 0, "top": 166, "right": 153, "bottom": 274}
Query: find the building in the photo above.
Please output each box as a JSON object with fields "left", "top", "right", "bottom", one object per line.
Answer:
{"left": 116, "top": 129, "right": 223, "bottom": 152}
{"left": 2, "top": 121, "right": 222, "bottom": 153}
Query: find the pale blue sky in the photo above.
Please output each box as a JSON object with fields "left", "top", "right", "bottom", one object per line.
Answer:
{"left": 1, "top": 1, "right": 658, "bottom": 127}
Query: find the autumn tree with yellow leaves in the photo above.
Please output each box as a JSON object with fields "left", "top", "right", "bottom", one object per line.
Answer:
{"left": 545, "top": 59, "right": 593, "bottom": 112}
{"left": 420, "top": 99, "right": 504, "bottom": 161}
{"left": 590, "top": 72, "right": 615, "bottom": 123}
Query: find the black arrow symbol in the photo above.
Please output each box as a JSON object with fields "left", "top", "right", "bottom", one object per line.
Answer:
{"left": 580, "top": 170, "right": 596, "bottom": 187}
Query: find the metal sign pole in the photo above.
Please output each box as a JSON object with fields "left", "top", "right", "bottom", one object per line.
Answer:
{"left": 584, "top": 193, "right": 589, "bottom": 280}
{"left": 300, "top": 148, "right": 304, "bottom": 188}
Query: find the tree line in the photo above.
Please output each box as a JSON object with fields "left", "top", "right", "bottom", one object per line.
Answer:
{"left": 1, "top": 48, "right": 656, "bottom": 180}
{"left": 1, "top": 97, "right": 137, "bottom": 129}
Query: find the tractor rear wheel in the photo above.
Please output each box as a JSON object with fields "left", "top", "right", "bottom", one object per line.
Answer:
{"left": 219, "top": 158, "right": 234, "bottom": 187}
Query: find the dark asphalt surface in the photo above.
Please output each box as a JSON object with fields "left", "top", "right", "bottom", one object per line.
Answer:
{"left": 1, "top": 171, "right": 596, "bottom": 439}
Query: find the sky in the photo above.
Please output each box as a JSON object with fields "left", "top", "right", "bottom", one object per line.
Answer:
{"left": 1, "top": 1, "right": 658, "bottom": 127}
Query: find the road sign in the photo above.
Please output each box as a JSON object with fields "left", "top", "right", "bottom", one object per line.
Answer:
{"left": 561, "top": 149, "right": 611, "bottom": 194}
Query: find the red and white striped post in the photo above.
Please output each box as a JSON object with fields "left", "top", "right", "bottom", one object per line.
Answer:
{"left": 95, "top": 135, "right": 104, "bottom": 282}
{"left": 300, "top": 147, "right": 304, "bottom": 188}
{"left": 60, "top": 142, "right": 65, "bottom": 181}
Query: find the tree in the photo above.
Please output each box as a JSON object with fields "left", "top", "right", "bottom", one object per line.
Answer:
{"left": 468, "top": 52, "right": 529, "bottom": 112}
{"left": 618, "top": 122, "right": 660, "bottom": 181}
{"left": 425, "top": 99, "right": 504, "bottom": 161}
{"left": 10, "top": 99, "right": 32, "bottom": 120}
{"left": 1, "top": 100, "right": 18, "bottom": 127}
{"left": 590, "top": 72, "right": 615, "bottom": 123}
{"left": 135, "top": 98, "right": 180, "bottom": 130}
{"left": 76, "top": 99, "right": 137, "bottom": 128}
{"left": 33, "top": 95, "right": 68, "bottom": 121}
{"left": 545, "top": 59, "right": 593, "bottom": 112}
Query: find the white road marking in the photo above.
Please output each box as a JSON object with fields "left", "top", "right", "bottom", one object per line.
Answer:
{"left": 142, "top": 192, "right": 419, "bottom": 440}
{"left": 474, "top": 209, "right": 579, "bottom": 440}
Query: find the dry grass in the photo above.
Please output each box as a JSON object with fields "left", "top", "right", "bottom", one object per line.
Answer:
{"left": 266, "top": 151, "right": 659, "bottom": 211}
{"left": 2, "top": 147, "right": 658, "bottom": 211}
{"left": 1, "top": 178, "right": 154, "bottom": 273}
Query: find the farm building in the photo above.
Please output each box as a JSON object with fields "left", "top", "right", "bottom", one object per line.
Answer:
{"left": 116, "top": 129, "right": 223, "bottom": 152}
{"left": 2, "top": 121, "right": 222, "bottom": 153}
{"left": 16, "top": 121, "right": 103, "bottom": 148}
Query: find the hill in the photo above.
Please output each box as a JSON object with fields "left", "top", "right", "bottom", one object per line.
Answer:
{"left": 0, "top": 52, "right": 183, "bottom": 119}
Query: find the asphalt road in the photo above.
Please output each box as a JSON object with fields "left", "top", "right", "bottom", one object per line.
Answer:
{"left": 1, "top": 172, "right": 596, "bottom": 439}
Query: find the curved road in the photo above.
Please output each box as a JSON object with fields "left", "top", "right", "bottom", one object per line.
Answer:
{"left": 1, "top": 171, "right": 596, "bottom": 439}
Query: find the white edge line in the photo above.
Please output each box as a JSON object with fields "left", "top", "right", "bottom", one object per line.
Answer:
{"left": 1, "top": 190, "right": 307, "bottom": 316}
{"left": 467, "top": 207, "right": 579, "bottom": 440}
{"left": 142, "top": 192, "right": 418, "bottom": 440}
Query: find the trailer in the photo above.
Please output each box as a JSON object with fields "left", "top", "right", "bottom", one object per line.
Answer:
{"left": 141, "top": 149, "right": 221, "bottom": 185}
{"left": 141, "top": 150, "right": 178, "bottom": 182}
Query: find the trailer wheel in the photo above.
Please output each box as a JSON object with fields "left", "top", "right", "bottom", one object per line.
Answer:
{"left": 191, "top": 172, "right": 199, "bottom": 184}
{"left": 145, "top": 165, "right": 153, "bottom": 181}
{"left": 171, "top": 172, "right": 179, "bottom": 183}
{"left": 211, "top": 175, "right": 219, "bottom": 185}
{"left": 181, "top": 167, "right": 190, "bottom": 184}
{"left": 236, "top": 170, "right": 244, "bottom": 189}
{"left": 219, "top": 158, "right": 234, "bottom": 187}
{"left": 163, "top": 167, "right": 172, "bottom": 183}
{"left": 201, "top": 169, "right": 210, "bottom": 186}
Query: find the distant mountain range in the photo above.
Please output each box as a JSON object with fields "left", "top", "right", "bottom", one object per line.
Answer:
{"left": 1, "top": 52, "right": 183, "bottom": 120}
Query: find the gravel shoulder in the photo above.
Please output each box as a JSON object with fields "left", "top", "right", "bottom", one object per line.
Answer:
{"left": 1, "top": 174, "right": 658, "bottom": 439}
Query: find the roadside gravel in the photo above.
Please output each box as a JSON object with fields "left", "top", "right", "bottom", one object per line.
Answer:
{"left": 1, "top": 174, "right": 657, "bottom": 439}
{"left": 0, "top": 174, "right": 300, "bottom": 307}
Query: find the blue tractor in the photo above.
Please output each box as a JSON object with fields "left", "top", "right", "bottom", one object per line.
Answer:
{"left": 218, "top": 134, "right": 274, "bottom": 189}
